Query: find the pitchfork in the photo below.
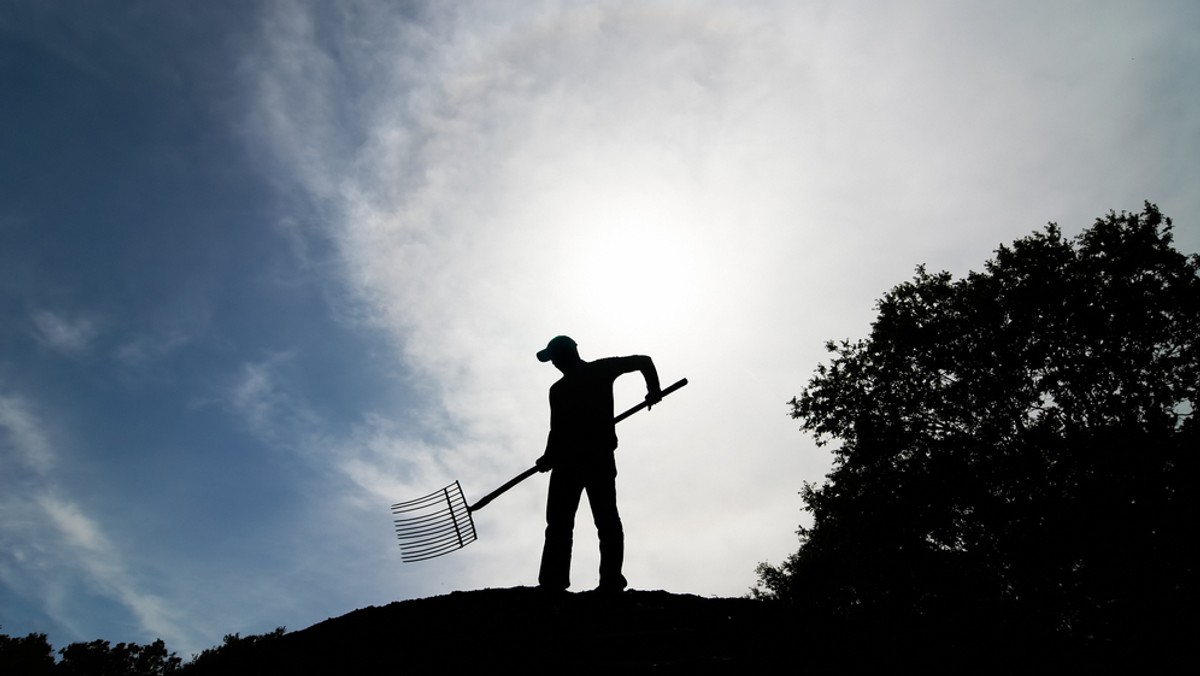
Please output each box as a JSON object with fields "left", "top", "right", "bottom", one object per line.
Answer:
{"left": 391, "top": 378, "right": 688, "bottom": 562}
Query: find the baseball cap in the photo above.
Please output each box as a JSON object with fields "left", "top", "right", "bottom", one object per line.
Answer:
{"left": 537, "top": 335, "right": 577, "bottom": 362}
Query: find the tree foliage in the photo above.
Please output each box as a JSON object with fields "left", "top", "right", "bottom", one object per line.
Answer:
{"left": 758, "top": 204, "right": 1199, "bottom": 652}
{"left": 58, "top": 638, "right": 181, "bottom": 676}
{"left": 0, "top": 630, "right": 181, "bottom": 676}
{"left": 0, "top": 627, "right": 296, "bottom": 675}
{"left": 0, "top": 630, "right": 56, "bottom": 675}
{"left": 182, "top": 627, "right": 286, "bottom": 674}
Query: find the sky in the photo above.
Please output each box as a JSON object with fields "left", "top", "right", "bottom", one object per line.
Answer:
{"left": 2, "top": 0, "right": 1198, "bottom": 658}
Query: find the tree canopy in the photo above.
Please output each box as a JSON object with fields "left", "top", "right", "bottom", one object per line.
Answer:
{"left": 0, "top": 631, "right": 181, "bottom": 676}
{"left": 758, "top": 203, "right": 1198, "bottom": 657}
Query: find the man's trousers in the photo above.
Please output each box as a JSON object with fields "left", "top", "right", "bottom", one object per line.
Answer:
{"left": 538, "top": 457, "right": 626, "bottom": 591}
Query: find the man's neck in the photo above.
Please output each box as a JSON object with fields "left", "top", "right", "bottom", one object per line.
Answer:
{"left": 556, "top": 357, "right": 586, "bottom": 375}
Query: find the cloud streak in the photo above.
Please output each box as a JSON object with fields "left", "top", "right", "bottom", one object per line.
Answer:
{"left": 0, "top": 394, "right": 56, "bottom": 475}
{"left": 0, "top": 391, "right": 189, "bottom": 651}
{"left": 30, "top": 309, "right": 101, "bottom": 356}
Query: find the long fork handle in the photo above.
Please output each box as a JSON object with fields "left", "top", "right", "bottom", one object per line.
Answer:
{"left": 468, "top": 377, "right": 688, "bottom": 512}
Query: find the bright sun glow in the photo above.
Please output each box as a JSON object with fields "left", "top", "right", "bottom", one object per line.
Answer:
{"left": 547, "top": 176, "right": 713, "bottom": 339}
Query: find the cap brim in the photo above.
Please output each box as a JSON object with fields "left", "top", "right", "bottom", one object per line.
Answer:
{"left": 536, "top": 348, "right": 553, "bottom": 362}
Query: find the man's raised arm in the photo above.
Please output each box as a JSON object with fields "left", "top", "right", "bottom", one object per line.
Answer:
{"left": 632, "top": 355, "right": 662, "bottom": 408}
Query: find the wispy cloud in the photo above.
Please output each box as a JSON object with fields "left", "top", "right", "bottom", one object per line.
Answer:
{"left": 218, "top": 353, "right": 456, "bottom": 517}
{"left": 0, "top": 393, "right": 56, "bottom": 475}
{"left": 30, "top": 309, "right": 101, "bottom": 356}
{"left": 36, "top": 493, "right": 188, "bottom": 650}
{"left": 223, "top": 354, "right": 323, "bottom": 449}
{"left": 0, "top": 391, "right": 188, "bottom": 650}
{"left": 115, "top": 328, "right": 194, "bottom": 369}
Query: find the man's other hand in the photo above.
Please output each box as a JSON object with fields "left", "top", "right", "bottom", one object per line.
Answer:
{"left": 645, "top": 390, "right": 663, "bottom": 410}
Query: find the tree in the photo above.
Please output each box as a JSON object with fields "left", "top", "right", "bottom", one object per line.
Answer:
{"left": 58, "top": 638, "right": 181, "bottom": 676}
{"left": 757, "top": 204, "right": 1199, "bottom": 654}
{"left": 0, "top": 630, "right": 56, "bottom": 675}
{"left": 183, "top": 627, "right": 286, "bottom": 673}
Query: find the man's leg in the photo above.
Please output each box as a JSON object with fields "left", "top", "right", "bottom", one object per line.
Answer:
{"left": 539, "top": 469, "right": 583, "bottom": 590}
{"left": 586, "top": 465, "right": 626, "bottom": 592}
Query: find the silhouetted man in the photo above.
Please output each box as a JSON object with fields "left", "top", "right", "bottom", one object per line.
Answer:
{"left": 534, "top": 335, "right": 661, "bottom": 593}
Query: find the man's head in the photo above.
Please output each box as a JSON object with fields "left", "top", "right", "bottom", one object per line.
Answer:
{"left": 537, "top": 335, "right": 580, "bottom": 370}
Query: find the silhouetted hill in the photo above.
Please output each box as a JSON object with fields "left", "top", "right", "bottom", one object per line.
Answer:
{"left": 175, "top": 586, "right": 1168, "bottom": 674}
{"left": 181, "top": 587, "right": 801, "bottom": 674}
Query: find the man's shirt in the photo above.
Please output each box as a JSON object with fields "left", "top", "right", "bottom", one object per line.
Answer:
{"left": 546, "top": 357, "right": 646, "bottom": 460}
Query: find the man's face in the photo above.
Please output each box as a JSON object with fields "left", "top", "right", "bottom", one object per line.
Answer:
{"left": 551, "top": 348, "right": 580, "bottom": 373}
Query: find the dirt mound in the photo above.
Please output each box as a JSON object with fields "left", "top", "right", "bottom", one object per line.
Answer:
{"left": 184, "top": 587, "right": 800, "bottom": 673}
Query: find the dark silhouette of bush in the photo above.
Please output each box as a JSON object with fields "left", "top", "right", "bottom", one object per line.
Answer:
{"left": 757, "top": 203, "right": 1199, "bottom": 664}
